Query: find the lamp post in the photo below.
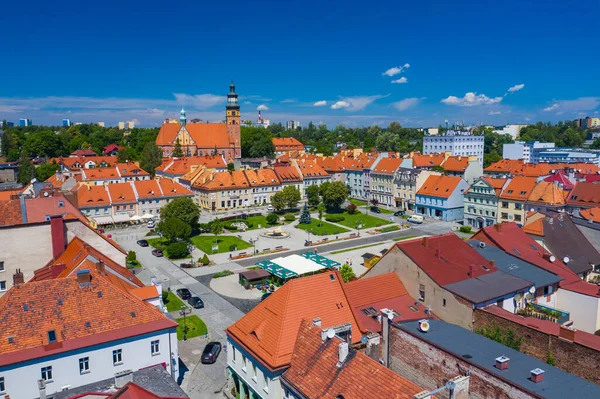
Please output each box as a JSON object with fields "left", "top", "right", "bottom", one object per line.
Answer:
{"left": 180, "top": 305, "right": 187, "bottom": 341}
{"left": 357, "top": 220, "right": 363, "bottom": 237}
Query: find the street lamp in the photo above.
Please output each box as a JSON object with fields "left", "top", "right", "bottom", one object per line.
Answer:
{"left": 356, "top": 220, "right": 363, "bottom": 236}
{"left": 180, "top": 305, "right": 187, "bottom": 341}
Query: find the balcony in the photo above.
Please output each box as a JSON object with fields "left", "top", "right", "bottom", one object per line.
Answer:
{"left": 516, "top": 303, "right": 570, "bottom": 324}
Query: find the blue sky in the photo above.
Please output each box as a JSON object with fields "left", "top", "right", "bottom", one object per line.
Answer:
{"left": 1, "top": 0, "right": 599, "bottom": 127}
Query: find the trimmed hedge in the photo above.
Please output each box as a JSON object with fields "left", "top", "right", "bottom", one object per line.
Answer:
{"left": 166, "top": 242, "right": 189, "bottom": 259}
{"left": 459, "top": 225, "right": 473, "bottom": 233}
{"left": 325, "top": 214, "right": 345, "bottom": 223}
{"left": 284, "top": 213, "right": 296, "bottom": 222}
{"left": 224, "top": 223, "right": 238, "bottom": 231}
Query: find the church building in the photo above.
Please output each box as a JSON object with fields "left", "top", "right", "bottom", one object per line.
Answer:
{"left": 155, "top": 82, "right": 242, "bottom": 159}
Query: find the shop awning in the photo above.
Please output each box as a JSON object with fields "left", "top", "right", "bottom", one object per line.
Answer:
{"left": 93, "top": 215, "right": 114, "bottom": 225}
{"left": 112, "top": 214, "right": 131, "bottom": 223}
{"left": 299, "top": 252, "right": 341, "bottom": 268}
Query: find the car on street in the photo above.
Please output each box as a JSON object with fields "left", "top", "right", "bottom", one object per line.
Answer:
{"left": 266, "top": 204, "right": 274, "bottom": 211}
{"left": 370, "top": 206, "right": 382, "bottom": 213}
{"left": 188, "top": 296, "right": 204, "bottom": 308}
{"left": 137, "top": 239, "right": 149, "bottom": 247}
{"left": 151, "top": 249, "right": 164, "bottom": 257}
{"left": 393, "top": 210, "right": 405, "bottom": 217}
{"left": 147, "top": 220, "right": 155, "bottom": 229}
{"left": 201, "top": 342, "right": 222, "bottom": 364}
{"left": 408, "top": 215, "right": 424, "bottom": 224}
{"left": 176, "top": 288, "right": 192, "bottom": 300}
{"left": 261, "top": 292, "right": 273, "bottom": 301}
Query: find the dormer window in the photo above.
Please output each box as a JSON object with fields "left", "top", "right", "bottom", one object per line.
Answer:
{"left": 47, "top": 330, "right": 57, "bottom": 343}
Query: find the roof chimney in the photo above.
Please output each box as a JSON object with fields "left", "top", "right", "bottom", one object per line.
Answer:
{"left": 559, "top": 325, "right": 576, "bottom": 342}
{"left": 313, "top": 317, "right": 322, "bottom": 328}
{"left": 489, "top": 260, "right": 495, "bottom": 267}
{"left": 96, "top": 260, "right": 105, "bottom": 275}
{"left": 495, "top": 356, "right": 510, "bottom": 370}
{"left": 530, "top": 368, "right": 545, "bottom": 383}
{"left": 76, "top": 269, "right": 92, "bottom": 286}
{"left": 337, "top": 342, "right": 349, "bottom": 366}
{"left": 422, "top": 237, "right": 429, "bottom": 247}
{"left": 13, "top": 269, "right": 24, "bottom": 286}
{"left": 50, "top": 216, "right": 67, "bottom": 259}
{"left": 494, "top": 223, "right": 502, "bottom": 232}
{"left": 468, "top": 265, "right": 475, "bottom": 278}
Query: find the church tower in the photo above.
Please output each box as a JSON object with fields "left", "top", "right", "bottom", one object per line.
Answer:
{"left": 226, "top": 81, "right": 241, "bottom": 158}
{"left": 179, "top": 107, "right": 186, "bottom": 126}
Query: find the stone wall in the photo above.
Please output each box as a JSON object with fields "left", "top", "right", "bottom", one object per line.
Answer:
{"left": 473, "top": 308, "right": 600, "bottom": 384}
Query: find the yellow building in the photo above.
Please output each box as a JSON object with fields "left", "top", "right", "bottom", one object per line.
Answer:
{"left": 497, "top": 176, "right": 537, "bottom": 225}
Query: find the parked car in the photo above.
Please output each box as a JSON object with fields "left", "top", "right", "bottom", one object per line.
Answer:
{"left": 151, "top": 249, "right": 164, "bottom": 257}
{"left": 393, "top": 210, "right": 405, "bottom": 217}
{"left": 261, "top": 292, "right": 273, "bottom": 301}
{"left": 408, "top": 215, "right": 424, "bottom": 224}
{"left": 176, "top": 288, "right": 192, "bottom": 300}
{"left": 266, "top": 204, "right": 274, "bottom": 211}
{"left": 201, "top": 342, "right": 222, "bottom": 364}
{"left": 188, "top": 296, "right": 204, "bottom": 309}
{"left": 137, "top": 239, "right": 149, "bottom": 247}
{"left": 370, "top": 206, "right": 382, "bottom": 214}
{"left": 147, "top": 220, "right": 155, "bottom": 229}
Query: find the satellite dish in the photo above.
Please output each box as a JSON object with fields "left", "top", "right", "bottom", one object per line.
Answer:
{"left": 419, "top": 320, "right": 430, "bottom": 332}
{"left": 563, "top": 256, "right": 570, "bottom": 264}
{"left": 529, "top": 286, "right": 536, "bottom": 294}
{"left": 549, "top": 255, "right": 556, "bottom": 263}
{"left": 479, "top": 242, "right": 486, "bottom": 249}
{"left": 43, "top": 191, "right": 49, "bottom": 197}
{"left": 360, "top": 336, "right": 368, "bottom": 345}
{"left": 529, "top": 208, "right": 535, "bottom": 212}
{"left": 326, "top": 328, "right": 335, "bottom": 339}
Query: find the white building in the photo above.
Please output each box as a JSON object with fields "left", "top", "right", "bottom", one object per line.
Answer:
{"left": 503, "top": 141, "right": 556, "bottom": 163}
{"left": 425, "top": 127, "right": 439, "bottom": 135}
{"left": 0, "top": 272, "right": 178, "bottom": 399}
{"left": 423, "top": 131, "right": 484, "bottom": 166}
{"left": 117, "top": 122, "right": 125, "bottom": 130}
{"left": 286, "top": 120, "right": 300, "bottom": 130}
{"left": 126, "top": 121, "right": 135, "bottom": 129}
{"left": 492, "top": 124, "right": 529, "bottom": 140}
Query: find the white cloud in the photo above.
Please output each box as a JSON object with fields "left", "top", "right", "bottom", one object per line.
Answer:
{"left": 525, "top": 117, "right": 532, "bottom": 121}
{"left": 507, "top": 83, "right": 525, "bottom": 93}
{"left": 392, "top": 98, "right": 420, "bottom": 111}
{"left": 173, "top": 93, "right": 225, "bottom": 110}
{"left": 281, "top": 99, "right": 297, "bottom": 103}
{"left": 331, "top": 101, "right": 351, "bottom": 110}
{"left": 243, "top": 101, "right": 252, "bottom": 105}
{"left": 543, "top": 104, "right": 559, "bottom": 112}
{"left": 595, "top": 111, "right": 599, "bottom": 115}
{"left": 488, "top": 110, "right": 502, "bottom": 115}
{"left": 403, "top": 63, "right": 410, "bottom": 69}
{"left": 391, "top": 77, "right": 408, "bottom": 84}
{"left": 257, "top": 104, "right": 269, "bottom": 111}
{"left": 313, "top": 100, "right": 327, "bottom": 107}
{"left": 441, "top": 92, "right": 503, "bottom": 107}
{"left": 382, "top": 67, "right": 402, "bottom": 77}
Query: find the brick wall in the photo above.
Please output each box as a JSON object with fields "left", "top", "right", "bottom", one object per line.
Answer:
{"left": 389, "top": 325, "right": 535, "bottom": 399}
{"left": 473, "top": 309, "right": 600, "bottom": 384}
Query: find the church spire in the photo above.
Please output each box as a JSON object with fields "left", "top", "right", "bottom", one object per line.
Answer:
{"left": 180, "top": 107, "right": 186, "bottom": 126}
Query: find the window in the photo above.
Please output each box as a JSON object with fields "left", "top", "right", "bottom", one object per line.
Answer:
{"left": 47, "top": 330, "right": 57, "bottom": 343}
{"left": 501, "top": 201, "right": 509, "bottom": 208}
{"left": 242, "top": 356, "right": 247, "bottom": 372}
{"left": 232, "top": 347, "right": 236, "bottom": 363}
{"left": 419, "top": 288, "right": 425, "bottom": 302}
{"left": 113, "top": 349, "right": 122, "bottom": 365}
{"left": 79, "top": 357, "right": 90, "bottom": 374}
{"left": 0, "top": 261, "right": 4, "bottom": 272}
{"left": 151, "top": 340, "right": 160, "bottom": 355}
{"left": 0, "top": 376, "right": 5, "bottom": 393}
{"left": 501, "top": 212, "right": 508, "bottom": 219}
{"left": 41, "top": 366, "right": 53, "bottom": 381}
{"left": 0, "top": 281, "right": 6, "bottom": 292}
{"left": 515, "top": 214, "right": 522, "bottom": 222}
{"left": 442, "top": 298, "right": 446, "bottom": 307}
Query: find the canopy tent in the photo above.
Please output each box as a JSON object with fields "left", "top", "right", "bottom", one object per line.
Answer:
{"left": 130, "top": 215, "right": 142, "bottom": 221}
{"left": 142, "top": 213, "right": 154, "bottom": 219}
{"left": 93, "top": 215, "right": 115, "bottom": 226}
{"left": 112, "top": 214, "right": 131, "bottom": 223}
{"left": 257, "top": 253, "right": 340, "bottom": 282}
{"left": 300, "top": 252, "right": 341, "bottom": 269}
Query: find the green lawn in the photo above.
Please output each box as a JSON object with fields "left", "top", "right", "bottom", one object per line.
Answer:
{"left": 176, "top": 315, "right": 208, "bottom": 340}
{"left": 296, "top": 220, "right": 350, "bottom": 236}
{"left": 223, "top": 215, "right": 279, "bottom": 231}
{"left": 378, "top": 208, "right": 394, "bottom": 214}
{"left": 379, "top": 225, "right": 400, "bottom": 233}
{"left": 163, "top": 291, "right": 185, "bottom": 312}
{"left": 191, "top": 235, "right": 251, "bottom": 254}
{"left": 332, "top": 211, "right": 392, "bottom": 229}
{"left": 146, "top": 238, "right": 190, "bottom": 259}
{"left": 349, "top": 199, "right": 367, "bottom": 206}
{"left": 393, "top": 235, "right": 420, "bottom": 242}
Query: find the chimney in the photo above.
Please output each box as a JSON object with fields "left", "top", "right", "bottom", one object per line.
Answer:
{"left": 337, "top": 342, "right": 349, "bottom": 366}
{"left": 38, "top": 379, "right": 47, "bottom": 399}
{"left": 76, "top": 269, "right": 92, "bottom": 286}
{"left": 114, "top": 369, "right": 133, "bottom": 388}
{"left": 494, "top": 223, "right": 502, "bottom": 232}
{"left": 495, "top": 356, "right": 510, "bottom": 370}
{"left": 530, "top": 368, "right": 545, "bottom": 383}
{"left": 468, "top": 265, "right": 475, "bottom": 278}
{"left": 13, "top": 269, "right": 24, "bottom": 286}
{"left": 312, "top": 317, "right": 322, "bottom": 328}
{"left": 50, "top": 216, "right": 67, "bottom": 259}
{"left": 559, "top": 325, "right": 576, "bottom": 342}
{"left": 365, "top": 332, "right": 381, "bottom": 362}
{"left": 380, "top": 308, "right": 393, "bottom": 367}
{"left": 422, "top": 236, "right": 429, "bottom": 247}
{"left": 489, "top": 260, "right": 495, "bottom": 267}
{"left": 96, "top": 260, "right": 105, "bottom": 275}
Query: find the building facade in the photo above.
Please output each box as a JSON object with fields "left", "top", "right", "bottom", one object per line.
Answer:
{"left": 415, "top": 175, "right": 469, "bottom": 221}
{"left": 423, "top": 131, "right": 484, "bottom": 166}
{"left": 394, "top": 169, "right": 440, "bottom": 211}
{"left": 463, "top": 177, "right": 506, "bottom": 228}
{"left": 497, "top": 176, "right": 537, "bottom": 225}
{"left": 370, "top": 156, "right": 402, "bottom": 207}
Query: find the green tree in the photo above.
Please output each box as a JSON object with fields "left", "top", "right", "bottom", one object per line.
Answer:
{"left": 299, "top": 203, "right": 312, "bottom": 224}
{"left": 306, "top": 185, "right": 321, "bottom": 207}
{"left": 36, "top": 161, "right": 60, "bottom": 181}
{"left": 339, "top": 264, "right": 356, "bottom": 282}
{"left": 157, "top": 217, "right": 192, "bottom": 243}
{"left": 126, "top": 251, "right": 137, "bottom": 262}
{"left": 240, "top": 126, "right": 275, "bottom": 158}
{"left": 266, "top": 213, "right": 279, "bottom": 225}
{"left": 160, "top": 197, "right": 200, "bottom": 228}
{"left": 590, "top": 138, "right": 600, "bottom": 149}
{"left": 1, "top": 131, "right": 16, "bottom": 157}
{"left": 386, "top": 121, "right": 403, "bottom": 135}
{"left": 375, "top": 132, "right": 400, "bottom": 152}
{"left": 140, "top": 142, "right": 163, "bottom": 178}
{"left": 209, "top": 219, "right": 223, "bottom": 246}
{"left": 172, "top": 138, "right": 183, "bottom": 157}
{"left": 270, "top": 191, "right": 287, "bottom": 212}
{"left": 116, "top": 147, "right": 138, "bottom": 163}
{"left": 322, "top": 181, "right": 349, "bottom": 210}
{"left": 317, "top": 203, "right": 325, "bottom": 225}
{"left": 166, "top": 242, "right": 189, "bottom": 259}
{"left": 17, "top": 151, "right": 36, "bottom": 184}
{"left": 227, "top": 162, "right": 235, "bottom": 171}
{"left": 280, "top": 185, "right": 301, "bottom": 209}
{"left": 318, "top": 181, "right": 331, "bottom": 197}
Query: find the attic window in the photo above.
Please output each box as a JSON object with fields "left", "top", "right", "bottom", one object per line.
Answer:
{"left": 85, "top": 321, "right": 91, "bottom": 327}
{"left": 570, "top": 195, "right": 578, "bottom": 200}
{"left": 329, "top": 274, "right": 336, "bottom": 281}
{"left": 8, "top": 337, "right": 14, "bottom": 344}
{"left": 58, "top": 201, "right": 64, "bottom": 207}
{"left": 520, "top": 191, "right": 527, "bottom": 195}
{"left": 47, "top": 330, "right": 57, "bottom": 343}
{"left": 97, "top": 291, "right": 103, "bottom": 298}
{"left": 23, "top": 304, "right": 29, "bottom": 311}
{"left": 131, "top": 312, "right": 136, "bottom": 318}
{"left": 507, "top": 190, "right": 513, "bottom": 194}
{"left": 513, "top": 248, "right": 521, "bottom": 255}
{"left": 530, "top": 244, "right": 538, "bottom": 250}
{"left": 482, "top": 265, "right": 490, "bottom": 271}
{"left": 57, "top": 299, "right": 63, "bottom": 305}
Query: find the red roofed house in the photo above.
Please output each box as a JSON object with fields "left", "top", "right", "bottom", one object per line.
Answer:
{"left": 103, "top": 144, "right": 124, "bottom": 156}
{"left": 70, "top": 149, "right": 98, "bottom": 157}
{"left": 155, "top": 82, "right": 241, "bottom": 159}
{"left": 497, "top": 176, "right": 537, "bottom": 225}
{"left": 441, "top": 155, "right": 483, "bottom": 184}
{"left": 0, "top": 272, "right": 179, "bottom": 399}
{"left": 370, "top": 154, "right": 403, "bottom": 207}
{"left": 463, "top": 177, "right": 508, "bottom": 228}
{"left": 272, "top": 137, "right": 305, "bottom": 157}
{"left": 566, "top": 181, "right": 600, "bottom": 216}
{"left": 415, "top": 175, "right": 469, "bottom": 221}
{"left": 273, "top": 164, "right": 304, "bottom": 198}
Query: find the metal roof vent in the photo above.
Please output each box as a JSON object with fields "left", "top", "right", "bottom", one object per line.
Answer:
{"left": 495, "top": 356, "right": 510, "bottom": 370}
{"left": 531, "top": 368, "right": 545, "bottom": 383}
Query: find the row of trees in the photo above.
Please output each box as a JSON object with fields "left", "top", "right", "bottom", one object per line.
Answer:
{"left": 305, "top": 181, "right": 349, "bottom": 210}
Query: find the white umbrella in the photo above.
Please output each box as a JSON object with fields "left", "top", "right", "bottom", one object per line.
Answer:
{"left": 130, "top": 215, "right": 142, "bottom": 221}
{"left": 142, "top": 213, "right": 154, "bottom": 219}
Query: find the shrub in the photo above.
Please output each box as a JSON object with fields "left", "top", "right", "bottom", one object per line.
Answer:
{"left": 325, "top": 214, "right": 345, "bottom": 223}
{"left": 284, "top": 213, "right": 296, "bottom": 222}
{"left": 266, "top": 213, "right": 279, "bottom": 225}
{"left": 213, "top": 270, "right": 234, "bottom": 278}
{"left": 162, "top": 291, "right": 168, "bottom": 302}
{"left": 346, "top": 203, "right": 357, "bottom": 214}
{"left": 224, "top": 223, "right": 238, "bottom": 231}
{"left": 199, "top": 254, "right": 210, "bottom": 265}
{"left": 459, "top": 226, "right": 472, "bottom": 233}
{"left": 126, "top": 250, "right": 137, "bottom": 262}
{"left": 166, "top": 242, "right": 189, "bottom": 259}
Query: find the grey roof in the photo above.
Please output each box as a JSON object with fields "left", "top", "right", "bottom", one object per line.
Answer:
{"left": 53, "top": 365, "right": 188, "bottom": 399}
{"left": 468, "top": 240, "right": 563, "bottom": 288}
{"left": 444, "top": 270, "right": 532, "bottom": 304}
{"left": 397, "top": 320, "right": 600, "bottom": 399}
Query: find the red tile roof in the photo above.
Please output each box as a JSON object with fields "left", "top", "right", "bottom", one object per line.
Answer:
{"left": 484, "top": 159, "right": 525, "bottom": 174}
{"left": 77, "top": 185, "right": 111, "bottom": 208}
{"left": 0, "top": 199, "right": 23, "bottom": 226}
{"left": 272, "top": 137, "right": 305, "bottom": 151}
{"left": 282, "top": 320, "right": 426, "bottom": 399}
{"left": 373, "top": 157, "right": 402, "bottom": 174}
{"left": 133, "top": 180, "right": 162, "bottom": 199}
{"left": 0, "top": 195, "right": 88, "bottom": 227}
{"left": 71, "top": 149, "right": 98, "bottom": 157}
{"left": 543, "top": 171, "right": 575, "bottom": 190}
{"left": 107, "top": 183, "right": 137, "bottom": 203}
{"left": 395, "top": 234, "right": 497, "bottom": 286}
{"left": 273, "top": 165, "right": 302, "bottom": 182}
{"left": 82, "top": 167, "right": 121, "bottom": 181}
{"left": 53, "top": 156, "right": 118, "bottom": 171}
{"left": 296, "top": 160, "right": 329, "bottom": 179}
{"left": 417, "top": 175, "right": 464, "bottom": 199}
{"left": 156, "top": 179, "right": 193, "bottom": 197}
{"left": 527, "top": 182, "right": 566, "bottom": 205}
{"left": 155, "top": 123, "right": 232, "bottom": 148}
{"left": 226, "top": 271, "right": 360, "bottom": 371}
{"left": 192, "top": 170, "right": 249, "bottom": 191}
{"left": 566, "top": 182, "right": 600, "bottom": 207}
{"left": 522, "top": 218, "right": 544, "bottom": 236}
{"left": 499, "top": 176, "right": 537, "bottom": 201}
{"left": 0, "top": 274, "right": 176, "bottom": 367}
{"left": 579, "top": 207, "right": 600, "bottom": 223}
{"left": 0, "top": 189, "right": 23, "bottom": 201}
{"left": 442, "top": 155, "right": 469, "bottom": 172}
{"left": 103, "top": 144, "right": 124, "bottom": 154}
{"left": 156, "top": 156, "right": 226, "bottom": 175}
{"left": 131, "top": 286, "right": 160, "bottom": 301}
{"left": 243, "top": 169, "right": 280, "bottom": 187}
{"left": 411, "top": 153, "right": 446, "bottom": 168}
{"left": 117, "top": 162, "right": 149, "bottom": 178}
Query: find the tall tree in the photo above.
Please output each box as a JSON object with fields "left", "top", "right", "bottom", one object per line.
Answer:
{"left": 157, "top": 217, "right": 191, "bottom": 243}
{"left": 160, "top": 197, "right": 200, "bottom": 227}
{"left": 140, "top": 142, "right": 163, "bottom": 177}
{"left": 375, "top": 132, "right": 400, "bottom": 152}
{"left": 172, "top": 138, "right": 183, "bottom": 157}
{"left": 306, "top": 185, "right": 321, "bottom": 207}
{"left": 321, "top": 181, "right": 349, "bottom": 210}
{"left": 270, "top": 191, "right": 287, "bottom": 212}
{"left": 17, "top": 151, "right": 36, "bottom": 184}
{"left": 36, "top": 161, "right": 60, "bottom": 181}
{"left": 281, "top": 185, "right": 301, "bottom": 209}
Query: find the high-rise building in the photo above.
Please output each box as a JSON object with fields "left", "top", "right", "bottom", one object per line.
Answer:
{"left": 19, "top": 118, "right": 33, "bottom": 127}
{"left": 126, "top": 121, "right": 135, "bottom": 129}
{"left": 96, "top": 121, "right": 105, "bottom": 127}
{"left": 118, "top": 122, "right": 125, "bottom": 130}
{"left": 62, "top": 119, "right": 72, "bottom": 127}
{"left": 423, "top": 130, "right": 484, "bottom": 166}
{"left": 503, "top": 141, "right": 555, "bottom": 163}
{"left": 287, "top": 120, "right": 301, "bottom": 130}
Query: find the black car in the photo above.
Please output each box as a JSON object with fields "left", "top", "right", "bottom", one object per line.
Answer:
{"left": 137, "top": 239, "right": 149, "bottom": 247}
{"left": 188, "top": 296, "right": 204, "bottom": 309}
{"left": 370, "top": 207, "right": 382, "bottom": 213}
{"left": 176, "top": 288, "right": 192, "bottom": 300}
{"left": 261, "top": 292, "right": 273, "bottom": 301}
{"left": 393, "top": 210, "right": 405, "bottom": 217}
{"left": 151, "top": 249, "right": 163, "bottom": 257}
{"left": 201, "top": 342, "right": 222, "bottom": 364}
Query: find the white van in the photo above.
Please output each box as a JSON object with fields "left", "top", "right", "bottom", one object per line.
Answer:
{"left": 408, "top": 215, "right": 424, "bottom": 224}
{"left": 147, "top": 220, "right": 155, "bottom": 229}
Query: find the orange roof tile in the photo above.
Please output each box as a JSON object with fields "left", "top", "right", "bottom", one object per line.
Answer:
{"left": 373, "top": 157, "right": 402, "bottom": 174}
{"left": 155, "top": 123, "right": 232, "bottom": 148}
{"left": 243, "top": 169, "right": 280, "bottom": 187}
{"left": 82, "top": 167, "right": 120, "bottom": 181}
{"left": 442, "top": 155, "right": 469, "bottom": 172}
{"left": 273, "top": 165, "right": 302, "bottom": 182}
{"left": 131, "top": 286, "right": 160, "bottom": 301}
{"left": 580, "top": 207, "right": 600, "bottom": 223}
{"left": 117, "top": 162, "right": 149, "bottom": 177}
{"left": 0, "top": 189, "right": 23, "bottom": 201}
{"left": 272, "top": 137, "right": 304, "bottom": 150}
{"left": 133, "top": 180, "right": 162, "bottom": 199}
{"left": 192, "top": 170, "right": 249, "bottom": 191}
{"left": 484, "top": 159, "right": 525, "bottom": 174}
{"left": 296, "top": 160, "right": 329, "bottom": 179}
{"left": 518, "top": 163, "right": 555, "bottom": 177}
{"left": 522, "top": 218, "right": 544, "bottom": 236}
{"left": 0, "top": 199, "right": 24, "bottom": 226}
{"left": 566, "top": 182, "right": 600, "bottom": 207}
{"left": 417, "top": 175, "right": 464, "bottom": 198}
{"left": 77, "top": 185, "right": 110, "bottom": 207}
{"left": 282, "top": 320, "right": 426, "bottom": 399}
{"left": 499, "top": 176, "right": 537, "bottom": 201}
{"left": 107, "top": 182, "right": 137, "bottom": 203}
{"left": 24, "top": 196, "right": 88, "bottom": 224}
{"left": 156, "top": 156, "right": 226, "bottom": 176}
{"left": 527, "top": 182, "right": 566, "bottom": 205}
{"left": 53, "top": 156, "right": 118, "bottom": 170}
{"left": 412, "top": 153, "right": 446, "bottom": 168}
{"left": 157, "top": 179, "right": 193, "bottom": 197}
{"left": 226, "top": 271, "right": 360, "bottom": 371}
{"left": 0, "top": 275, "right": 175, "bottom": 367}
